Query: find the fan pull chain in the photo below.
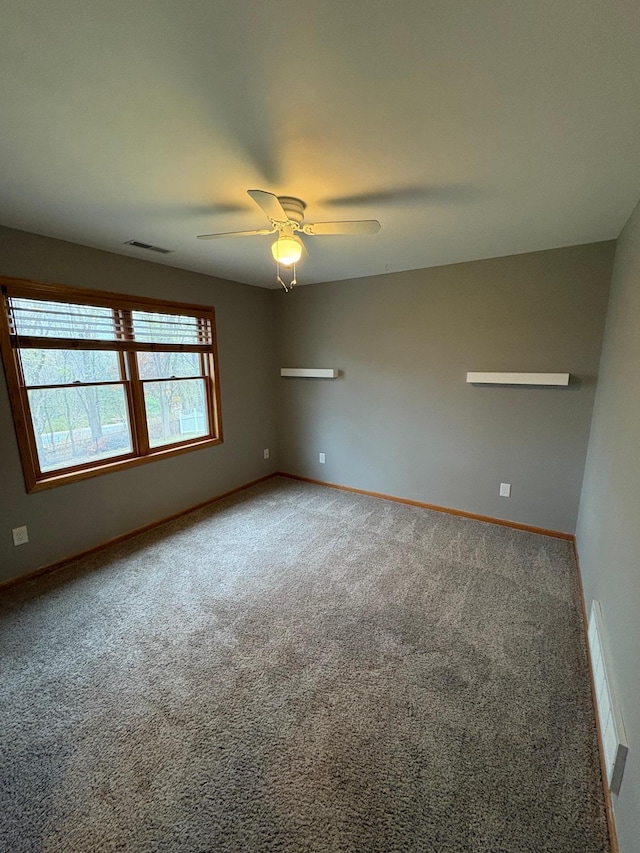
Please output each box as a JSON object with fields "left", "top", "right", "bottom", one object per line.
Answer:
{"left": 276, "top": 259, "right": 297, "bottom": 292}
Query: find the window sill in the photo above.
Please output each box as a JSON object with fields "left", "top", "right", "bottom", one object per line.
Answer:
{"left": 26, "top": 436, "right": 223, "bottom": 493}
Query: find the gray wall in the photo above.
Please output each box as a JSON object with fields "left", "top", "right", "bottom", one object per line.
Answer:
{"left": 276, "top": 243, "right": 614, "bottom": 533}
{"left": 576, "top": 204, "right": 640, "bottom": 853}
{"left": 0, "top": 227, "right": 278, "bottom": 583}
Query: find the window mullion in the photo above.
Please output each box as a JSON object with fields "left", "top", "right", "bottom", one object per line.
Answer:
{"left": 119, "top": 309, "right": 150, "bottom": 456}
{"left": 127, "top": 351, "right": 150, "bottom": 455}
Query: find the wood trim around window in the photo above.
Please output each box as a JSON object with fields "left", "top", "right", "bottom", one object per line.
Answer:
{"left": 0, "top": 277, "right": 223, "bottom": 493}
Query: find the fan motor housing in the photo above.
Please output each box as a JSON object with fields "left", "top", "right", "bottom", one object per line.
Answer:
{"left": 278, "top": 196, "right": 306, "bottom": 226}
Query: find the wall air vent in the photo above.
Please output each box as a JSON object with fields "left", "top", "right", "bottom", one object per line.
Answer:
{"left": 589, "top": 600, "right": 628, "bottom": 795}
{"left": 124, "top": 240, "right": 173, "bottom": 254}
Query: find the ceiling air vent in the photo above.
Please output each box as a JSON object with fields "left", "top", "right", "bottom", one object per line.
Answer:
{"left": 124, "top": 240, "right": 173, "bottom": 254}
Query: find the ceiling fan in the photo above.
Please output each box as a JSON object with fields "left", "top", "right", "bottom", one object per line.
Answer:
{"left": 197, "top": 190, "right": 381, "bottom": 291}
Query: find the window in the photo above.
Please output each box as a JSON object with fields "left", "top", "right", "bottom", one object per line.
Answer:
{"left": 0, "top": 278, "right": 222, "bottom": 492}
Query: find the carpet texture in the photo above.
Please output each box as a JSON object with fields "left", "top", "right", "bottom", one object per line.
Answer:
{"left": 0, "top": 476, "right": 608, "bottom": 852}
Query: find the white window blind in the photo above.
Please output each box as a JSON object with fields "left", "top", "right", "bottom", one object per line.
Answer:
{"left": 9, "top": 298, "right": 118, "bottom": 340}
{"left": 131, "top": 310, "right": 209, "bottom": 345}
{"left": 6, "top": 296, "right": 213, "bottom": 350}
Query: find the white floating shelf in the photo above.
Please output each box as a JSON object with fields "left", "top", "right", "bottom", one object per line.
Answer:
{"left": 280, "top": 368, "right": 339, "bottom": 379}
{"left": 466, "top": 372, "right": 570, "bottom": 386}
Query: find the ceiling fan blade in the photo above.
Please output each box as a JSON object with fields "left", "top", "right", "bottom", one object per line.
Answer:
{"left": 324, "top": 187, "right": 433, "bottom": 206}
{"left": 324, "top": 184, "right": 476, "bottom": 207}
{"left": 247, "top": 189, "right": 289, "bottom": 223}
{"left": 197, "top": 228, "right": 274, "bottom": 240}
{"left": 303, "top": 220, "right": 381, "bottom": 236}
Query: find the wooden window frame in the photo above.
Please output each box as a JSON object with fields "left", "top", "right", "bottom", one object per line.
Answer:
{"left": 0, "top": 277, "right": 223, "bottom": 493}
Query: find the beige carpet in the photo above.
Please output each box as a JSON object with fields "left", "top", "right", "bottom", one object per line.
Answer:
{"left": 0, "top": 476, "right": 608, "bottom": 852}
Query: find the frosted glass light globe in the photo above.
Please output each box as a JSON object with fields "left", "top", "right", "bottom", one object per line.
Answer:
{"left": 271, "top": 234, "right": 302, "bottom": 266}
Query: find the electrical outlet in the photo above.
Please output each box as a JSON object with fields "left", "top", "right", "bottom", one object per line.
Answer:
{"left": 319, "top": 452, "right": 326, "bottom": 464}
{"left": 263, "top": 448, "right": 270, "bottom": 460}
{"left": 12, "top": 526, "right": 29, "bottom": 546}
{"left": 499, "top": 483, "right": 511, "bottom": 498}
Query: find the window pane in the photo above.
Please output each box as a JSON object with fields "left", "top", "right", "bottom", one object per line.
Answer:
{"left": 27, "top": 384, "right": 133, "bottom": 472}
{"left": 10, "top": 298, "right": 117, "bottom": 340}
{"left": 20, "top": 349, "right": 121, "bottom": 386}
{"left": 143, "top": 378, "right": 208, "bottom": 447}
{"left": 136, "top": 351, "right": 202, "bottom": 380}
{"left": 132, "top": 311, "right": 209, "bottom": 345}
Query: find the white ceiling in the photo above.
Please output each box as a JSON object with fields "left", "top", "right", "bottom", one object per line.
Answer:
{"left": 1, "top": 0, "right": 639, "bottom": 288}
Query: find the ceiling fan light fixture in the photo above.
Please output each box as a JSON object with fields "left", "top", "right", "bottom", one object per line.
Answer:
{"left": 271, "top": 234, "right": 303, "bottom": 266}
